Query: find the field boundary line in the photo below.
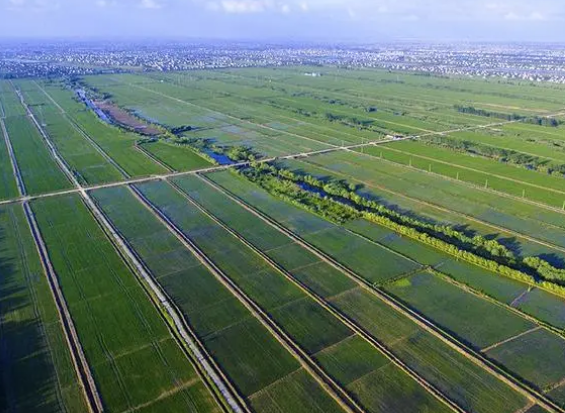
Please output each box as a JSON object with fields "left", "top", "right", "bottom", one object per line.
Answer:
{"left": 245, "top": 368, "right": 304, "bottom": 400}
{"left": 5, "top": 206, "right": 67, "bottom": 411}
{"left": 381, "top": 143, "right": 565, "bottom": 197}
{"left": 0, "top": 137, "right": 401, "bottom": 207}
{"left": 122, "top": 378, "right": 201, "bottom": 413}
{"left": 352, "top": 148, "right": 565, "bottom": 215}
{"left": 169, "top": 178, "right": 467, "bottom": 413}
{"left": 297, "top": 156, "right": 565, "bottom": 256}
{"left": 514, "top": 402, "right": 537, "bottom": 413}
{"left": 18, "top": 85, "right": 245, "bottom": 413}
{"left": 481, "top": 326, "right": 542, "bottom": 353}
{"left": 199, "top": 172, "right": 565, "bottom": 413}
{"left": 127, "top": 82, "right": 341, "bottom": 151}
{"left": 429, "top": 270, "right": 565, "bottom": 341}
{"left": 0, "top": 117, "right": 26, "bottom": 196}
{"left": 129, "top": 183, "right": 366, "bottom": 413}
{"left": 32, "top": 81, "right": 132, "bottom": 179}
{"left": 23, "top": 202, "right": 103, "bottom": 413}
{"left": 546, "top": 378, "right": 565, "bottom": 394}
{"left": 88, "top": 190, "right": 248, "bottom": 413}
{"left": 134, "top": 143, "right": 175, "bottom": 173}
{"left": 509, "top": 289, "right": 533, "bottom": 308}
{"left": 7, "top": 83, "right": 101, "bottom": 412}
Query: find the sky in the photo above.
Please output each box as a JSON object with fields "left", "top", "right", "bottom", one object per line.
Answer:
{"left": 1, "top": 0, "right": 565, "bottom": 42}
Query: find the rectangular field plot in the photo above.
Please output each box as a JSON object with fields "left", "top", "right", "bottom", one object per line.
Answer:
{"left": 69, "top": 110, "right": 168, "bottom": 177}
{"left": 330, "top": 288, "right": 528, "bottom": 413}
{"left": 91, "top": 186, "right": 347, "bottom": 411}
{"left": 435, "top": 259, "right": 529, "bottom": 304}
{"left": 0, "top": 124, "right": 18, "bottom": 200}
{"left": 31, "top": 194, "right": 219, "bottom": 413}
{"left": 548, "top": 385, "right": 565, "bottom": 409}
{"left": 283, "top": 157, "right": 565, "bottom": 264}
{"left": 0, "top": 81, "right": 27, "bottom": 118}
{"left": 344, "top": 219, "right": 447, "bottom": 266}
{"left": 204, "top": 171, "right": 421, "bottom": 284}
{"left": 33, "top": 83, "right": 168, "bottom": 178}
{"left": 513, "top": 289, "right": 565, "bottom": 329}
{"left": 4, "top": 116, "right": 71, "bottom": 195}
{"left": 372, "top": 140, "right": 565, "bottom": 208}
{"left": 486, "top": 328, "right": 565, "bottom": 392}
{"left": 0, "top": 204, "right": 87, "bottom": 413}
{"left": 28, "top": 106, "right": 123, "bottom": 185}
{"left": 139, "top": 141, "right": 212, "bottom": 172}
{"left": 385, "top": 272, "right": 535, "bottom": 349}
{"left": 300, "top": 151, "right": 565, "bottom": 251}
{"left": 302, "top": 227, "right": 421, "bottom": 285}
{"left": 203, "top": 171, "right": 530, "bottom": 413}
{"left": 137, "top": 180, "right": 457, "bottom": 412}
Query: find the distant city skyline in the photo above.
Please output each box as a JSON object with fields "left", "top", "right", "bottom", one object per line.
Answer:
{"left": 1, "top": 0, "right": 565, "bottom": 42}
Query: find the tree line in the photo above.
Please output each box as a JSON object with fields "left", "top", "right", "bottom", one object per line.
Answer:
{"left": 240, "top": 161, "right": 565, "bottom": 297}
{"left": 422, "top": 134, "right": 565, "bottom": 177}
{"left": 454, "top": 105, "right": 560, "bottom": 127}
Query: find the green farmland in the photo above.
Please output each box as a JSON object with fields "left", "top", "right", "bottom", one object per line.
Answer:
{"left": 5, "top": 65, "right": 565, "bottom": 413}
{"left": 30, "top": 195, "right": 221, "bottom": 413}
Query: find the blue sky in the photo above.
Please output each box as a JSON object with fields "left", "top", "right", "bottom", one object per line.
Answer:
{"left": 1, "top": 0, "right": 564, "bottom": 42}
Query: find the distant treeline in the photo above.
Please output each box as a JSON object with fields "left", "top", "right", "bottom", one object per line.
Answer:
{"left": 424, "top": 134, "right": 565, "bottom": 177}
{"left": 454, "top": 105, "right": 560, "bottom": 127}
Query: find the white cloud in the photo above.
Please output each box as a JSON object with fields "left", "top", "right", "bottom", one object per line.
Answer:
{"left": 139, "top": 0, "right": 162, "bottom": 9}
{"left": 5, "top": 0, "right": 60, "bottom": 12}
{"left": 202, "top": 0, "right": 298, "bottom": 14}
{"left": 220, "top": 0, "right": 269, "bottom": 13}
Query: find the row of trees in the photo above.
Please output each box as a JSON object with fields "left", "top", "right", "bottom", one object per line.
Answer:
{"left": 241, "top": 162, "right": 565, "bottom": 295}
{"left": 175, "top": 138, "right": 257, "bottom": 163}
{"left": 454, "top": 105, "right": 560, "bottom": 127}
{"left": 423, "top": 134, "right": 565, "bottom": 176}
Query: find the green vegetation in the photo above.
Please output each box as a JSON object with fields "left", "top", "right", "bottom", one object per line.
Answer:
{"left": 4, "top": 116, "right": 71, "bottom": 195}
{"left": 386, "top": 272, "right": 535, "bottom": 349}
{"left": 411, "top": 134, "right": 565, "bottom": 178}
{"left": 139, "top": 140, "right": 212, "bottom": 171}
{"left": 27, "top": 105, "right": 124, "bottom": 185}
{"left": 31, "top": 194, "right": 219, "bottom": 412}
{"left": 10, "top": 67, "right": 565, "bottom": 411}
{"left": 32, "top": 80, "right": 167, "bottom": 177}
{"left": 0, "top": 125, "right": 18, "bottom": 200}
{"left": 295, "top": 150, "right": 565, "bottom": 261}
{"left": 0, "top": 204, "right": 87, "bottom": 412}
{"left": 486, "top": 328, "right": 565, "bottom": 391}
{"left": 237, "top": 161, "right": 565, "bottom": 297}
{"left": 454, "top": 105, "right": 560, "bottom": 127}
{"left": 91, "top": 186, "right": 346, "bottom": 411}
{"left": 205, "top": 170, "right": 531, "bottom": 413}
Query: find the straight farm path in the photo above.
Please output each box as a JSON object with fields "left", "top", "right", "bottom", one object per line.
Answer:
{"left": 201, "top": 171, "right": 563, "bottom": 413}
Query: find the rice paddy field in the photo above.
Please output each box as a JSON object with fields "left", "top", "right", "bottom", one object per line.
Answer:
{"left": 29, "top": 194, "right": 221, "bottom": 413}
{"left": 0, "top": 204, "right": 87, "bottom": 412}
{"left": 4, "top": 67, "right": 565, "bottom": 412}
{"left": 0, "top": 124, "right": 18, "bottom": 200}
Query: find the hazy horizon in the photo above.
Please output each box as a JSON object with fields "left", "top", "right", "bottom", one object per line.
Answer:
{"left": 1, "top": 0, "right": 565, "bottom": 43}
